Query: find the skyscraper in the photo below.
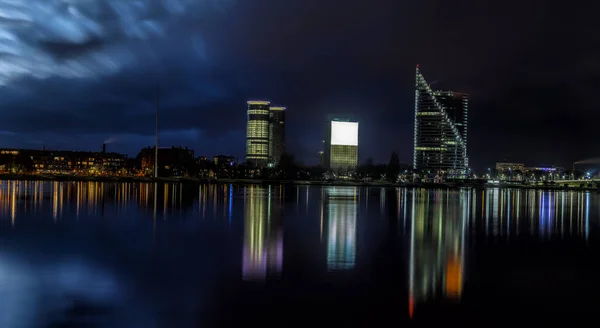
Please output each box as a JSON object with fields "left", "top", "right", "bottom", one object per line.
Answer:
{"left": 246, "top": 101, "right": 270, "bottom": 167}
{"left": 268, "top": 107, "right": 286, "bottom": 166}
{"left": 327, "top": 119, "right": 359, "bottom": 172}
{"left": 413, "top": 66, "right": 468, "bottom": 177}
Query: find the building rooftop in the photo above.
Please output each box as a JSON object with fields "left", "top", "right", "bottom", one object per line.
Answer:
{"left": 247, "top": 100, "right": 270, "bottom": 105}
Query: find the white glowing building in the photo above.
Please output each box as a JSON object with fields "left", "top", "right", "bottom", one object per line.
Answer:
{"left": 327, "top": 119, "right": 359, "bottom": 172}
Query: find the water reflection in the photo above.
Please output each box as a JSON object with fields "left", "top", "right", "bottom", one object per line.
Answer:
{"left": 242, "top": 185, "right": 283, "bottom": 281}
{"left": 478, "top": 189, "right": 591, "bottom": 239}
{"left": 408, "top": 189, "right": 467, "bottom": 317}
{"left": 324, "top": 186, "right": 358, "bottom": 271}
{"left": 407, "top": 188, "right": 596, "bottom": 318}
{"left": 0, "top": 181, "right": 217, "bottom": 223}
{"left": 0, "top": 181, "right": 598, "bottom": 324}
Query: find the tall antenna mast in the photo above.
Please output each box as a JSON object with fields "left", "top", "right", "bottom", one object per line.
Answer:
{"left": 155, "top": 85, "right": 159, "bottom": 178}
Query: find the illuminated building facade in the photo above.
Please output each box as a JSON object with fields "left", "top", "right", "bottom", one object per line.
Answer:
{"left": 413, "top": 66, "right": 469, "bottom": 177}
{"left": 268, "top": 107, "right": 286, "bottom": 166}
{"left": 213, "top": 155, "right": 236, "bottom": 168}
{"left": 327, "top": 119, "right": 359, "bottom": 172}
{"left": 246, "top": 101, "right": 271, "bottom": 167}
{"left": 496, "top": 162, "right": 526, "bottom": 172}
{"left": 0, "top": 148, "right": 127, "bottom": 174}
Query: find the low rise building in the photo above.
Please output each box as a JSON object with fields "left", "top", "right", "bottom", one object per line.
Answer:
{"left": 495, "top": 162, "right": 526, "bottom": 172}
{"left": 0, "top": 145, "right": 128, "bottom": 175}
{"left": 137, "top": 146, "right": 195, "bottom": 177}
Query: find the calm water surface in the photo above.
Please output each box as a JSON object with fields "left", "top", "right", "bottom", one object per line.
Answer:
{"left": 0, "top": 181, "right": 599, "bottom": 327}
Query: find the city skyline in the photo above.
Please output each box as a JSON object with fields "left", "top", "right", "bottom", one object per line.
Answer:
{"left": 0, "top": 2, "right": 598, "bottom": 325}
{"left": 0, "top": 1, "right": 597, "bottom": 171}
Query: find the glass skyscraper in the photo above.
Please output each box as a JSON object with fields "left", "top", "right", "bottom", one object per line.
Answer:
{"left": 413, "top": 66, "right": 468, "bottom": 177}
{"left": 268, "top": 107, "right": 286, "bottom": 166}
{"left": 246, "top": 101, "right": 271, "bottom": 167}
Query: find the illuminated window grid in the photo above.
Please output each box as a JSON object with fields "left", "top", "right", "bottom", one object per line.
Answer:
{"left": 330, "top": 145, "right": 358, "bottom": 171}
{"left": 413, "top": 67, "right": 468, "bottom": 175}
{"left": 246, "top": 101, "right": 271, "bottom": 164}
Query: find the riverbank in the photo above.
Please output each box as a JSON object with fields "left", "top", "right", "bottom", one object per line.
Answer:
{"left": 0, "top": 174, "right": 597, "bottom": 191}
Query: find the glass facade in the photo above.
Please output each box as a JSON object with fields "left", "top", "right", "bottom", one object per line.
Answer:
{"left": 413, "top": 67, "right": 469, "bottom": 177}
{"left": 328, "top": 119, "right": 359, "bottom": 172}
{"left": 269, "top": 107, "right": 286, "bottom": 166}
{"left": 246, "top": 101, "right": 270, "bottom": 167}
{"left": 330, "top": 145, "right": 358, "bottom": 171}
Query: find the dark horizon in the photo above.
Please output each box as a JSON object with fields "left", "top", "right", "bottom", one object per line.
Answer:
{"left": 0, "top": 1, "right": 598, "bottom": 171}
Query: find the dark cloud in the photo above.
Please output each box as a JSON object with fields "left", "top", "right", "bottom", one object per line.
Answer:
{"left": 39, "top": 38, "right": 105, "bottom": 59}
{"left": 0, "top": 0, "right": 598, "bottom": 169}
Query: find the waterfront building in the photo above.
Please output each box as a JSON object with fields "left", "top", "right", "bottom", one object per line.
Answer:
{"left": 327, "top": 119, "right": 359, "bottom": 173}
{"left": 496, "top": 162, "right": 526, "bottom": 172}
{"left": 413, "top": 66, "right": 469, "bottom": 177}
{"left": 246, "top": 101, "right": 271, "bottom": 167}
{"left": 0, "top": 145, "right": 128, "bottom": 174}
{"left": 138, "top": 146, "right": 195, "bottom": 177}
{"left": 268, "top": 107, "right": 286, "bottom": 166}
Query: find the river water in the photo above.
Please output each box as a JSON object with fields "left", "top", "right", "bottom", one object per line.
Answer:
{"left": 0, "top": 181, "right": 598, "bottom": 327}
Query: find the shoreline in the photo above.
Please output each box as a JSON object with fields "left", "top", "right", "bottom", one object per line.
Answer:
{"left": 0, "top": 174, "right": 597, "bottom": 191}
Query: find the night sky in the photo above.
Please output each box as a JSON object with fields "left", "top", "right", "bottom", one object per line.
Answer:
{"left": 0, "top": 0, "right": 598, "bottom": 170}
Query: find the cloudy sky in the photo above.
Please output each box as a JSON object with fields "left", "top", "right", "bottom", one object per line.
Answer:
{"left": 0, "top": 0, "right": 598, "bottom": 169}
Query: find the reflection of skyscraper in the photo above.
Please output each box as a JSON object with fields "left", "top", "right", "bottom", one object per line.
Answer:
{"left": 408, "top": 189, "right": 468, "bottom": 318}
{"left": 267, "top": 196, "right": 283, "bottom": 276}
{"left": 246, "top": 101, "right": 271, "bottom": 167}
{"left": 324, "top": 187, "right": 358, "bottom": 271}
{"left": 242, "top": 186, "right": 283, "bottom": 281}
{"left": 413, "top": 66, "right": 469, "bottom": 177}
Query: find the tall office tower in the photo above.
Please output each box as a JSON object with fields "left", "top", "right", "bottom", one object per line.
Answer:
{"left": 268, "top": 107, "right": 286, "bottom": 166}
{"left": 246, "top": 101, "right": 270, "bottom": 167}
{"left": 413, "top": 66, "right": 469, "bottom": 177}
{"left": 327, "top": 119, "right": 359, "bottom": 172}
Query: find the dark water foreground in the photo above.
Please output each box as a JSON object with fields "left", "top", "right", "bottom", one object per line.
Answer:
{"left": 0, "top": 181, "right": 598, "bottom": 327}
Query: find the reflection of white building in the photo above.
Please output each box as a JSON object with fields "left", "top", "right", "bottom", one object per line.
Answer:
{"left": 242, "top": 186, "right": 283, "bottom": 281}
{"left": 328, "top": 120, "right": 359, "bottom": 172}
{"left": 325, "top": 187, "right": 358, "bottom": 271}
{"left": 408, "top": 189, "right": 468, "bottom": 318}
